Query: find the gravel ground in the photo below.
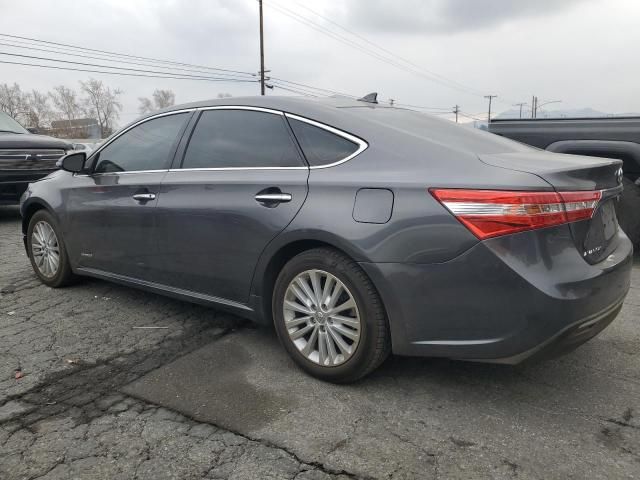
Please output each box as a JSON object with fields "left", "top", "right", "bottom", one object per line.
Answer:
{"left": 0, "top": 205, "right": 639, "bottom": 479}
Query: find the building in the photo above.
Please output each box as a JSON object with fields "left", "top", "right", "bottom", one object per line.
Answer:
{"left": 48, "top": 118, "right": 101, "bottom": 139}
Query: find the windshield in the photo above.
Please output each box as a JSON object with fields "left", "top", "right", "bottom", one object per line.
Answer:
{"left": 0, "top": 111, "right": 28, "bottom": 134}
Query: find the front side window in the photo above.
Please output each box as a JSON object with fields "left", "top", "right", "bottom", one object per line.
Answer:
{"left": 287, "top": 117, "right": 360, "bottom": 166}
{"left": 93, "top": 113, "right": 189, "bottom": 173}
{"left": 182, "top": 109, "right": 303, "bottom": 169}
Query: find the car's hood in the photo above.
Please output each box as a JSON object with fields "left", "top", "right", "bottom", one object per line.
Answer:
{"left": 0, "top": 132, "right": 73, "bottom": 150}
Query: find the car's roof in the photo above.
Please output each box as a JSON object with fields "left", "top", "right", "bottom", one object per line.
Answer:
{"left": 130, "top": 95, "right": 530, "bottom": 158}
{"left": 149, "top": 95, "right": 386, "bottom": 122}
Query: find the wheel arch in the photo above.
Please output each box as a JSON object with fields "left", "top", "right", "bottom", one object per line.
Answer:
{"left": 21, "top": 199, "right": 56, "bottom": 235}
{"left": 250, "top": 234, "right": 385, "bottom": 328}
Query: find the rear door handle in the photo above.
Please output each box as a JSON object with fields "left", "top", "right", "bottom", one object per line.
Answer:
{"left": 254, "top": 193, "right": 292, "bottom": 204}
{"left": 132, "top": 193, "right": 156, "bottom": 202}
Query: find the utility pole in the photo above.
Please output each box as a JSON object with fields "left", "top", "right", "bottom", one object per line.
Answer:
{"left": 484, "top": 95, "right": 497, "bottom": 122}
{"left": 531, "top": 96, "right": 537, "bottom": 119}
{"left": 453, "top": 105, "right": 460, "bottom": 123}
{"left": 513, "top": 102, "right": 527, "bottom": 119}
{"left": 259, "top": 0, "right": 265, "bottom": 96}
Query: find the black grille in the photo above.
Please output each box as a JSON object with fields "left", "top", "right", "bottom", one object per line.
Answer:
{"left": 0, "top": 149, "right": 66, "bottom": 171}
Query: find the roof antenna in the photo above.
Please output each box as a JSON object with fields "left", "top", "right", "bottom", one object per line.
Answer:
{"left": 357, "top": 92, "right": 378, "bottom": 104}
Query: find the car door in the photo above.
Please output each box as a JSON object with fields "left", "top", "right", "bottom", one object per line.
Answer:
{"left": 66, "top": 111, "right": 193, "bottom": 280}
{"left": 155, "top": 107, "right": 309, "bottom": 305}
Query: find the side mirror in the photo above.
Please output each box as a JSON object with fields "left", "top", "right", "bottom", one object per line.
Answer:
{"left": 26, "top": 127, "right": 40, "bottom": 134}
{"left": 58, "top": 152, "right": 87, "bottom": 173}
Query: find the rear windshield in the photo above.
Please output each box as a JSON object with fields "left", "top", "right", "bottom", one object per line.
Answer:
{"left": 341, "top": 107, "right": 533, "bottom": 155}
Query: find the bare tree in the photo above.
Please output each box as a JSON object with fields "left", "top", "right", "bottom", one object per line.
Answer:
{"left": 153, "top": 89, "right": 175, "bottom": 109}
{"left": 80, "top": 78, "right": 123, "bottom": 137}
{"left": 138, "top": 97, "right": 154, "bottom": 115}
{"left": 23, "top": 90, "right": 53, "bottom": 129}
{"left": 0, "top": 83, "right": 27, "bottom": 122}
{"left": 138, "top": 89, "right": 175, "bottom": 114}
{"left": 50, "top": 85, "right": 82, "bottom": 123}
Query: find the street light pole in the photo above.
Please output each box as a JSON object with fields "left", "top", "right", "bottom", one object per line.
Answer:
{"left": 513, "top": 102, "right": 527, "bottom": 119}
{"left": 535, "top": 99, "right": 562, "bottom": 118}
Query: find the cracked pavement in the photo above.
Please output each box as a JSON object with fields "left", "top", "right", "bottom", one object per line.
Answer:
{"left": 1, "top": 205, "right": 639, "bottom": 479}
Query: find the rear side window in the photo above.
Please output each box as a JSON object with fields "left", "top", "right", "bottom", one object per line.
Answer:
{"left": 182, "top": 109, "right": 303, "bottom": 169}
{"left": 288, "top": 117, "right": 360, "bottom": 166}
{"left": 93, "top": 113, "right": 188, "bottom": 173}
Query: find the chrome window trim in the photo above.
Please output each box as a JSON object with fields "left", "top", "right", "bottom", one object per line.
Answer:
{"left": 77, "top": 169, "right": 170, "bottom": 177}
{"left": 284, "top": 113, "right": 369, "bottom": 169}
{"left": 168, "top": 167, "right": 308, "bottom": 172}
{"left": 196, "top": 105, "right": 284, "bottom": 116}
{"left": 175, "top": 105, "right": 302, "bottom": 171}
{"left": 81, "top": 105, "right": 367, "bottom": 174}
{"left": 87, "top": 108, "right": 197, "bottom": 162}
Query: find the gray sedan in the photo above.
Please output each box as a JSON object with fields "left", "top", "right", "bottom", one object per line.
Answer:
{"left": 19, "top": 95, "right": 633, "bottom": 382}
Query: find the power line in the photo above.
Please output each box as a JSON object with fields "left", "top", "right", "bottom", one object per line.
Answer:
{"left": 267, "top": 0, "right": 520, "bottom": 106}
{"left": 269, "top": 82, "right": 319, "bottom": 97}
{"left": 265, "top": 1, "right": 491, "bottom": 99}
{"left": 459, "top": 111, "right": 486, "bottom": 121}
{"left": 0, "top": 51, "right": 256, "bottom": 82}
{"left": 285, "top": 0, "right": 488, "bottom": 98}
{"left": 0, "top": 40, "right": 254, "bottom": 79}
{"left": 394, "top": 102, "right": 453, "bottom": 111}
{"left": 0, "top": 33, "right": 256, "bottom": 77}
{"left": 0, "top": 59, "right": 259, "bottom": 83}
{"left": 268, "top": 77, "right": 357, "bottom": 98}
{"left": 0, "top": 30, "right": 467, "bottom": 113}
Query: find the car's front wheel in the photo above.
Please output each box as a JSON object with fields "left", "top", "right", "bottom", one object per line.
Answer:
{"left": 273, "top": 248, "right": 390, "bottom": 383}
{"left": 27, "top": 210, "right": 75, "bottom": 288}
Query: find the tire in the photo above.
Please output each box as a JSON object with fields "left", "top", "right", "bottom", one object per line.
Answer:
{"left": 272, "top": 248, "right": 390, "bottom": 383}
{"left": 617, "top": 177, "right": 640, "bottom": 248}
{"left": 27, "top": 210, "right": 75, "bottom": 288}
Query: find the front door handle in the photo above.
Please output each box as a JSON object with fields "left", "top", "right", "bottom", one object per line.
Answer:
{"left": 132, "top": 193, "right": 156, "bottom": 202}
{"left": 255, "top": 192, "right": 292, "bottom": 204}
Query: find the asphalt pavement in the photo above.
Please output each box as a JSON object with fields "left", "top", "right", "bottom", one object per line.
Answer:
{"left": 1, "top": 205, "right": 638, "bottom": 479}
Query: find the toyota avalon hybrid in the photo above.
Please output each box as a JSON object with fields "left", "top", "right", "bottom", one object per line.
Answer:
{"left": 20, "top": 95, "right": 633, "bottom": 382}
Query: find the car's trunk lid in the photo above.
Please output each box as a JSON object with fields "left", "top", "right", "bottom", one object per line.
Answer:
{"left": 479, "top": 151, "right": 624, "bottom": 263}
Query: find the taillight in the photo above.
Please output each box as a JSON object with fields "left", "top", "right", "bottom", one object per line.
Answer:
{"left": 430, "top": 189, "right": 602, "bottom": 240}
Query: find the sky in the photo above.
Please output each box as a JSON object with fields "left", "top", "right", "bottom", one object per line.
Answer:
{"left": 0, "top": 0, "right": 639, "bottom": 126}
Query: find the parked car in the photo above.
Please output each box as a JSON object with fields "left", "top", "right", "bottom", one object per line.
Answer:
{"left": 20, "top": 96, "right": 633, "bottom": 382}
{"left": 488, "top": 116, "right": 640, "bottom": 247}
{"left": 70, "top": 142, "right": 97, "bottom": 153}
{"left": 0, "top": 111, "right": 73, "bottom": 204}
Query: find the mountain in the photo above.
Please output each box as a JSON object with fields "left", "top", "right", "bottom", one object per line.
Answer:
{"left": 494, "top": 107, "right": 640, "bottom": 120}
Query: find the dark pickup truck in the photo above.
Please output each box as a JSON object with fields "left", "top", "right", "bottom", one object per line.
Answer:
{"left": 0, "top": 111, "right": 72, "bottom": 205}
{"left": 489, "top": 117, "right": 640, "bottom": 246}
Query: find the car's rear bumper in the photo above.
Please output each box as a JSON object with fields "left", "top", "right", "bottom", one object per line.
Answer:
{"left": 360, "top": 225, "right": 633, "bottom": 363}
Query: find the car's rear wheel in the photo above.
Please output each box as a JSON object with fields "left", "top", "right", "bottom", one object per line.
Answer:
{"left": 27, "top": 210, "right": 75, "bottom": 287}
{"left": 273, "top": 248, "right": 390, "bottom": 383}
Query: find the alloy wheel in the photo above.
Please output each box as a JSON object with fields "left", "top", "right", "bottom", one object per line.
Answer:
{"left": 283, "top": 269, "right": 361, "bottom": 367}
{"left": 31, "top": 221, "right": 60, "bottom": 278}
